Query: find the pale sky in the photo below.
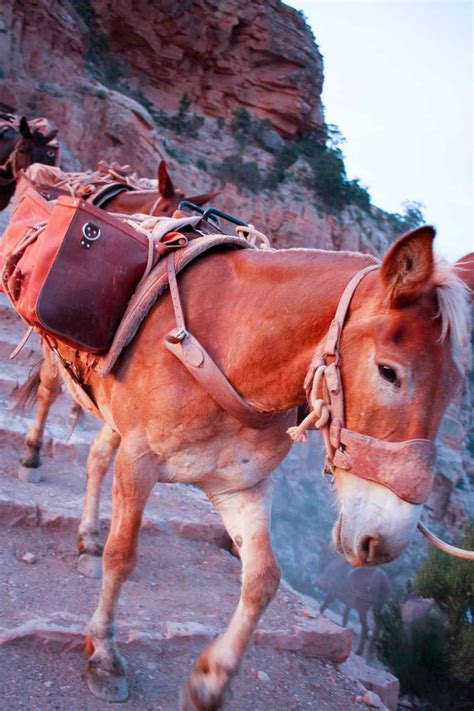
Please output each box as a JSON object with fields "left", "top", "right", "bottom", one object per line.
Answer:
{"left": 288, "top": 0, "right": 473, "bottom": 261}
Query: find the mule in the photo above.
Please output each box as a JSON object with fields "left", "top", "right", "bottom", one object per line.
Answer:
{"left": 35, "top": 225, "right": 469, "bottom": 708}
{"left": 318, "top": 557, "right": 391, "bottom": 654}
{"left": 0, "top": 116, "right": 58, "bottom": 210}
{"left": 13, "top": 159, "right": 218, "bottom": 217}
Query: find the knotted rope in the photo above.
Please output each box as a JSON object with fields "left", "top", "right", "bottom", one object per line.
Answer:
{"left": 287, "top": 361, "right": 336, "bottom": 480}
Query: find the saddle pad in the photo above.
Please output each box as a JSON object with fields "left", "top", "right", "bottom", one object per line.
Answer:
{"left": 95, "top": 234, "right": 253, "bottom": 376}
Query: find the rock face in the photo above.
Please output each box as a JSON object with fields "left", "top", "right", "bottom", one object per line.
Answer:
{"left": 341, "top": 653, "right": 400, "bottom": 711}
{"left": 92, "top": 0, "right": 324, "bottom": 136}
{"left": 0, "top": 0, "right": 401, "bottom": 253}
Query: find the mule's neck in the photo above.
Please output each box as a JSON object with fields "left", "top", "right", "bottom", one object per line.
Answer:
{"left": 233, "top": 248, "right": 378, "bottom": 412}
{"left": 108, "top": 189, "right": 161, "bottom": 216}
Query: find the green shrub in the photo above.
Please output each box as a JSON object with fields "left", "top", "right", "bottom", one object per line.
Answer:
{"left": 173, "top": 93, "right": 205, "bottom": 137}
{"left": 377, "top": 602, "right": 447, "bottom": 700}
{"left": 213, "top": 155, "right": 262, "bottom": 192}
{"left": 231, "top": 108, "right": 252, "bottom": 134}
{"left": 376, "top": 521, "right": 474, "bottom": 709}
{"left": 196, "top": 158, "right": 208, "bottom": 171}
{"left": 415, "top": 522, "right": 474, "bottom": 686}
{"left": 388, "top": 201, "right": 426, "bottom": 234}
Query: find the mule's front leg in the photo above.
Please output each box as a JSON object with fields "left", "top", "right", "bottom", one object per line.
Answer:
{"left": 77, "top": 425, "right": 121, "bottom": 579}
{"left": 85, "top": 445, "right": 155, "bottom": 702}
{"left": 180, "top": 480, "right": 280, "bottom": 711}
{"left": 19, "top": 348, "right": 61, "bottom": 482}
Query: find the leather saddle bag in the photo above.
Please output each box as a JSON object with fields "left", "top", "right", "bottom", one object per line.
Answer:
{"left": 3, "top": 191, "right": 150, "bottom": 352}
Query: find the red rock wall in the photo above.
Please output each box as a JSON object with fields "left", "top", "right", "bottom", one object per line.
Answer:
{"left": 91, "top": 0, "right": 324, "bottom": 136}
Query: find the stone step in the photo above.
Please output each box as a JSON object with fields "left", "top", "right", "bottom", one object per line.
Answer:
{"left": 0, "top": 409, "right": 99, "bottom": 463}
{"left": 0, "top": 522, "right": 352, "bottom": 666}
{"left": 0, "top": 629, "right": 359, "bottom": 711}
{"left": 0, "top": 338, "right": 41, "bottom": 364}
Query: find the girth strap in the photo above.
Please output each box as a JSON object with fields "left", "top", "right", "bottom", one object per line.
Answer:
{"left": 163, "top": 254, "right": 293, "bottom": 430}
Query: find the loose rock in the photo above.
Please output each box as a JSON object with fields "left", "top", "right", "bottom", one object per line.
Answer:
{"left": 21, "top": 552, "right": 36, "bottom": 565}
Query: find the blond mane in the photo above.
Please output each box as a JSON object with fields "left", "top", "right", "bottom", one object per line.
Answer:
{"left": 433, "top": 258, "right": 471, "bottom": 373}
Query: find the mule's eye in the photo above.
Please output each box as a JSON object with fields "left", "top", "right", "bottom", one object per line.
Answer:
{"left": 378, "top": 364, "right": 399, "bottom": 386}
{"left": 47, "top": 149, "right": 56, "bottom": 158}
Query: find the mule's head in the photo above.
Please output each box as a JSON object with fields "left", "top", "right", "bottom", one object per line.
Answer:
{"left": 155, "top": 160, "right": 220, "bottom": 216}
{"left": 13, "top": 117, "right": 59, "bottom": 174}
{"left": 332, "top": 227, "right": 471, "bottom": 566}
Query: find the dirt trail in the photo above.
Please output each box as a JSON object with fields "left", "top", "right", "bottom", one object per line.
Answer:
{"left": 0, "top": 294, "right": 362, "bottom": 710}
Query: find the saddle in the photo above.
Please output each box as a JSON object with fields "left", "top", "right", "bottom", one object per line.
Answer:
{"left": 1, "top": 189, "right": 253, "bottom": 354}
{"left": 18, "top": 163, "right": 137, "bottom": 208}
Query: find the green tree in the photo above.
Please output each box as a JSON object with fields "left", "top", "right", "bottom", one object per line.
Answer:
{"left": 414, "top": 522, "right": 474, "bottom": 684}
{"left": 175, "top": 93, "right": 192, "bottom": 134}
{"left": 376, "top": 521, "right": 474, "bottom": 709}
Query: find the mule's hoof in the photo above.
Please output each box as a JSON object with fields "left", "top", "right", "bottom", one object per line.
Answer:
{"left": 179, "top": 682, "right": 199, "bottom": 711}
{"left": 179, "top": 679, "right": 228, "bottom": 711}
{"left": 77, "top": 553, "right": 102, "bottom": 579}
{"left": 18, "top": 465, "right": 42, "bottom": 483}
{"left": 86, "top": 665, "right": 128, "bottom": 703}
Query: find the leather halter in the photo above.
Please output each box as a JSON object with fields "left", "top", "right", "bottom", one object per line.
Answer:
{"left": 288, "top": 265, "right": 437, "bottom": 505}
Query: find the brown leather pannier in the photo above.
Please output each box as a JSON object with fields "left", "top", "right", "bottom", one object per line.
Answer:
{"left": 3, "top": 191, "right": 150, "bottom": 352}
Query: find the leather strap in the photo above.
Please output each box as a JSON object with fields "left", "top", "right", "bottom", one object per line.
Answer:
{"left": 324, "top": 264, "right": 379, "bottom": 357}
{"left": 90, "top": 182, "right": 135, "bottom": 208}
{"left": 323, "top": 264, "right": 379, "bottom": 437}
{"left": 164, "top": 254, "right": 293, "bottom": 430}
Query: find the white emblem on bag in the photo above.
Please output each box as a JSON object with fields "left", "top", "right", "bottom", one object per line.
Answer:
{"left": 81, "top": 222, "right": 101, "bottom": 248}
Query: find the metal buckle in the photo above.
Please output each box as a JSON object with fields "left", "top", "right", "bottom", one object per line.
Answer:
{"left": 322, "top": 459, "right": 336, "bottom": 485}
{"left": 174, "top": 328, "right": 188, "bottom": 342}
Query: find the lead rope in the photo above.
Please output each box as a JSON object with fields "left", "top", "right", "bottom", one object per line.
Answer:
{"left": 287, "top": 361, "right": 336, "bottom": 481}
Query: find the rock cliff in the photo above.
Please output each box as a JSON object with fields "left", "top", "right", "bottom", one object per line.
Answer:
{"left": 0, "top": 0, "right": 402, "bottom": 253}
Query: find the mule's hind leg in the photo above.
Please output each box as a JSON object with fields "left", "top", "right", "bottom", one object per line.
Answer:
{"left": 355, "top": 608, "right": 369, "bottom": 656}
{"left": 320, "top": 593, "right": 335, "bottom": 614}
{"left": 85, "top": 444, "right": 155, "bottom": 702}
{"left": 180, "top": 479, "right": 280, "bottom": 711}
{"left": 19, "top": 347, "right": 61, "bottom": 482}
{"left": 77, "top": 425, "right": 121, "bottom": 579}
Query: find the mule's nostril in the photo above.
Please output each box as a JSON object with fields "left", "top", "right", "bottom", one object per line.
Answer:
{"left": 359, "top": 536, "right": 380, "bottom": 564}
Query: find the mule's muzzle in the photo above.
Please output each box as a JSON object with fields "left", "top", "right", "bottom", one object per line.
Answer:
{"left": 332, "top": 428, "right": 437, "bottom": 505}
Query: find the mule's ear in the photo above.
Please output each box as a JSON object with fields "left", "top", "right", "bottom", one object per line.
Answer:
{"left": 186, "top": 190, "right": 220, "bottom": 207}
{"left": 454, "top": 253, "right": 474, "bottom": 295}
{"left": 158, "top": 160, "right": 175, "bottom": 198}
{"left": 380, "top": 226, "right": 436, "bottom": 306}
{"left": 43, "top": 128, "right": 58, "bottom": 143}
{"left": 19, "top": 117, "right": 32, "bottom": 138}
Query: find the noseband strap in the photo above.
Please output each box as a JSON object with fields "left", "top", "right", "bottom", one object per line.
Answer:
{"left": 288, "top": 263, "right": 437, "bottom": 505}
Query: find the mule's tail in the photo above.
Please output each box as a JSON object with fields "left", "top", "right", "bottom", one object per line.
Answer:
{"left": 12, "top": 363, "right": 41, "bottom": 413}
